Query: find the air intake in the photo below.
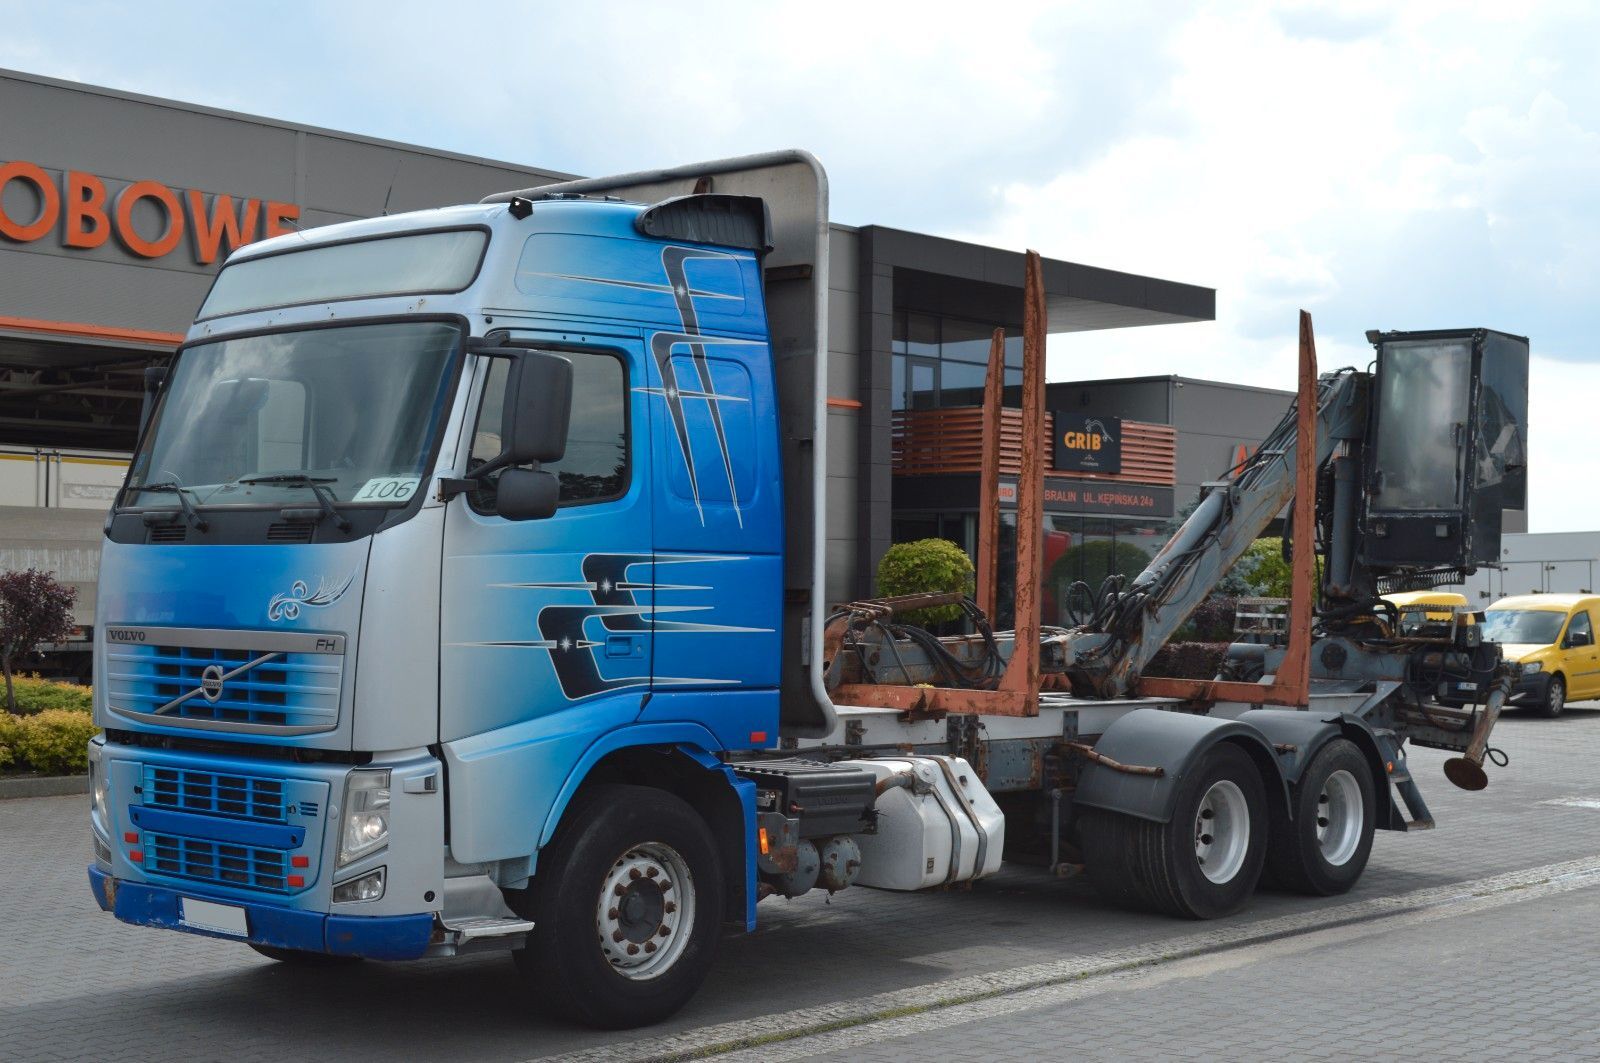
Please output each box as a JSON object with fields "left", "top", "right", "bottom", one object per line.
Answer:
{"left": 266, "top": 522, "right": 315, "bottom": 543}
{"left": 146, "top": 523, "right": 187, "bottom": 544}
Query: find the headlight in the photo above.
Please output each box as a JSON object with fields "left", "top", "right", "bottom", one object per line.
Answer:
{"left": 333, "top": 867, "right": 386, "bottom": 903}
{"left": 90, "top": 759, "right": 109, "bottom": 819}
{"left": 338, "top": 770, "right": 391, "bottom": 867}
{"left": 1522, "top": 661, "right": 1543, "bottom": 675}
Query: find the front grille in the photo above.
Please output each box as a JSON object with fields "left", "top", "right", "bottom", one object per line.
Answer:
{"left": 147, "top": 832, "right": 292, "bottom": 892}
{"left": 144, "top": 766, "right": 286, "bottom": 822}
{"left": 106, "top": 633, "right": 343, "bottom": 733}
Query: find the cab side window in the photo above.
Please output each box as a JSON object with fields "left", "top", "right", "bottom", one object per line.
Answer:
{"left": 1566, "top": 610, "right": 1593, "bottom": 648}
{"left": 468, "top": 350, "right": 628, "bottom": 514}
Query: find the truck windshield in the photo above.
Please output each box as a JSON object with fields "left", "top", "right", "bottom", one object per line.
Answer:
{"left": 1482, "top": 609, "right": 1565, "bottom": 646}
{"left": 124, "top": 320, "right": 461, "bottom": 510}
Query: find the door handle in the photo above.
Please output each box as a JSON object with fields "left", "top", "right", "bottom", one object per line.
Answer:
{"left": 605, "top": 634, "right": 644, "bottom": 659}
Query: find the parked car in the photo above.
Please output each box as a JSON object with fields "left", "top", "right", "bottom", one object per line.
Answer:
{"left": 1383, "top": 590, "right": 1470, "bottom": 637}
{"left": 1470, "top": 593, "right": 1600, "bottom": 717}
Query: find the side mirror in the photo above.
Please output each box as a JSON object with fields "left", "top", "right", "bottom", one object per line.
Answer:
{"left": 439, "top": 346, "right": 574, "bottom": 505}
{"left": 496, "top": 467, "right": 560, "bottom": 522}
{"left": 495, "top": 350, "right": 573, "bottom": 470}
{"left": 1568, "top": 629, "right": 1593, "bottom": 649}
{"left": 138, "top": 365, "right": 168, "bottom": 437}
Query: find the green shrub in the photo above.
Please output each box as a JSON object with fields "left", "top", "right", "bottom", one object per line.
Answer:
{"left": 1049, "top": 540, "right": 1153, "bottom": 601}
{"left": 876, "top": 538, "right": 975, "bottom": 626}
{"left": 0, "top": 712, "right": 18, "bottom": 771}
{"left": 8, "top": 675, "right": 93, "bottom": 715}
{"left": 3, "top": 709, "right": 98, "bottom": 775}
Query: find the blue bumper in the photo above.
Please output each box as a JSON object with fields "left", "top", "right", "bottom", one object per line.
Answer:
{"left": 88, "top": 866, "right": 433, "bottom": 960}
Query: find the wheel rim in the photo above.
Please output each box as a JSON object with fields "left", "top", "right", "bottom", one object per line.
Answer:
{"left": 595, "top": 841, "right": 695, "bottom": 981}
{"left": 1194, "top": 779, "right": 1250, "bottom": 884}
{"left": 1550, "top": 680, "right": 1564, "bottom": 714}
{"left": 1316, "top": 769, "right": 1364, "bottom": 866}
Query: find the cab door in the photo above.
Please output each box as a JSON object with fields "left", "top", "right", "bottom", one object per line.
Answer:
{"left": 439, "top": 332, "right": 653, "bottom": 744}
{"left": 1563, "top": 608, "right": 1600, "bottom": 700}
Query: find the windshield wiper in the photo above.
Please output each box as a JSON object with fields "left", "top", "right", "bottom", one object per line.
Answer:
{"left": 237, "top": 474, "right": 351, "bottom": 533}
{"left": 134, "top": 482, "right": 209, "bottom": 531}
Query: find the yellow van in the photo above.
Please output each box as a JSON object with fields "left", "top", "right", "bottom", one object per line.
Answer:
{"left": 1475, "top": 593, "right": 1600, "bottom": 718}
{"left": 1383, "top": 591, "right": 1470, "bottom": 636}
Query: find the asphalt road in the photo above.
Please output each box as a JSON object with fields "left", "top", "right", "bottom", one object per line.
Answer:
{"left": 7, "top": 704, "right": 1600, "bottom": 1062}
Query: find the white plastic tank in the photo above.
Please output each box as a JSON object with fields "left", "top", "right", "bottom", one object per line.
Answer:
{"left": 849, "top": 755, "right": 1005, "bottom": 891}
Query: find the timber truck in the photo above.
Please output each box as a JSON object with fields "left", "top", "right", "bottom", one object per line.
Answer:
{"left": 86, "top": 152, "right": 1530, "bottom": 1029}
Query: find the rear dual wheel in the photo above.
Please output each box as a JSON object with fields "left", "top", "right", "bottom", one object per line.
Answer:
{"left": 1082, "top": 742, "right": 1268, "bottom": 919}
{"left": 1264, "top": 739, "right": 1375, "bottom": 896}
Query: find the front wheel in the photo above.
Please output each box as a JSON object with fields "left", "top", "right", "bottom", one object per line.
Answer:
{"left": 512, "top": 784, "right": 723, "bottom": 1029}
{"left": 1534, "top": 674, "right": 1566, "bottom": 718}
{"left": 1082, "top": 742, "right": 1268, "bottom": 919}
{"left": 1264, "top": 738, "right": 1376, "bottom": 895}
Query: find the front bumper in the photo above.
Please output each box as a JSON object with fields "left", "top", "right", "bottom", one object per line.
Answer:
{"left": 88, "top": 866, "right": 432, "bottom": 960}
{"left": 1510, "top": 672, "right": 1552, "bottom": 704}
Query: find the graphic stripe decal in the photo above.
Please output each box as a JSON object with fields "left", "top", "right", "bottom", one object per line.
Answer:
{"left": 461, "top": 553, "right": 771, "bottom": 701}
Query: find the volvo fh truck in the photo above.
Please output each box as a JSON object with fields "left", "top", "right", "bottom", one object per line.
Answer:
{"left": 87, "top": 152, "right": 1528, "bottom": 1028}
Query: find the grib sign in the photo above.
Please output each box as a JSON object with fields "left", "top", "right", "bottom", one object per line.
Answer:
{"left": 1054, "top": 413, "right": 1122, "bottom": 474}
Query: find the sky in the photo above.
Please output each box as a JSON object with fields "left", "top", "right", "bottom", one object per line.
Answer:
{"left": 3, "top": 0, "right": 1597, "bottom": 529}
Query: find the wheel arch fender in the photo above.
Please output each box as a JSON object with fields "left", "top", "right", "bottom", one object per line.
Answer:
{"left": 1073, "top": 707, "right": 1290, "bottom": 825}
{"left": 1235, "top": 708, "right": 1396, "bottom": 831}
{"left": 538, "top": 723, "right": 757, "bottom": 930}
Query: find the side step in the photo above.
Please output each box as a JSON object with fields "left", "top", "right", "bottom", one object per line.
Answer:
{"left": 428, "top": 915, "right": 536, "bottom": 956}
{"left": 441, "top": 916, "right": 535, "bottom": 941}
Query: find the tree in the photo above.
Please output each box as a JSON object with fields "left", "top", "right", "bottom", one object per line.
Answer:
{"left": 0, "top": 569, "right": 78, "bottom": 715}
{"left": 876, "top": 538, "right": 975, "bottom": 626}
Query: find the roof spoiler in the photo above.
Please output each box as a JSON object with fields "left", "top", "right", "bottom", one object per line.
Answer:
{"left": 634, "top": 194, "right": 772, "bottom": 253}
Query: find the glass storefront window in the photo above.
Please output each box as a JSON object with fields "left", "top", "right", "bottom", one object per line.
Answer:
{"left": 941, "top": 317, "right": 996, "bottom": 364}
{"left": 903, "top": 312, "right": 940, "bottom": 358}
{"left": 891, "top": 312, "right": 1023, "bottom": 411}
{"left": 909, "top": 359, "right": 938, "bottom": 410}
{"left": 939, "top": 361, "right": 988, "bottom": 407}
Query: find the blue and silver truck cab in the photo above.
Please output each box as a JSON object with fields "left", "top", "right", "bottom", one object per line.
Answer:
{"left": 88, "top": 155, "right": 838, "bottom": 1027}
{"left": 89, "top": 152, "right": 1527, "bottom": 1029}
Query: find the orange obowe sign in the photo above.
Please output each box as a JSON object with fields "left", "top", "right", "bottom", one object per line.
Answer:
{"left": 0, "top": 160, "right": 300, "bottom": 265}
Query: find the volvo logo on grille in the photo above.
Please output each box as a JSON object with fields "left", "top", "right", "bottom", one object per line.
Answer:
{"left": 199, "top": 664, "right": 227, "bottom": 703}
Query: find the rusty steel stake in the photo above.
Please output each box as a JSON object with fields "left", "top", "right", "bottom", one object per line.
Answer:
{"left": 998, "top": 251, "right": 1047, "bottom": 716}
{"left": 977, "top": 327, "right": 1005, "bottom": 621}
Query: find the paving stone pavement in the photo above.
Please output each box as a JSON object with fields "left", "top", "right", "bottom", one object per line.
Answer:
{"left": 5, "top": 706, "right": 1600, "bottom": 1061}
{"left": 786, "top": 867, "right": 1600, "bottom": 1062}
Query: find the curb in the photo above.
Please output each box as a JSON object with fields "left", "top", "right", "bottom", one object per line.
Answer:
{"left": 0, "top": 774, "right": 88, "bottom": 800}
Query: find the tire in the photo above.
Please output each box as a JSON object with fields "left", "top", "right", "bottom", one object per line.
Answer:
{"left": 1264, "top": 739, "right": 1376, "bottom": 896}
{"left": 1082, "top": 742, "right": 1268, "bottom": 919}
{"left": 249, "top": 943, "right": 362, "bottom": 967}
{"left": 512, "top": 784, "right": 723, "bottom": 1029}
{"left": 1534, "top": 675, "right": 1566, "bottom": 719}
